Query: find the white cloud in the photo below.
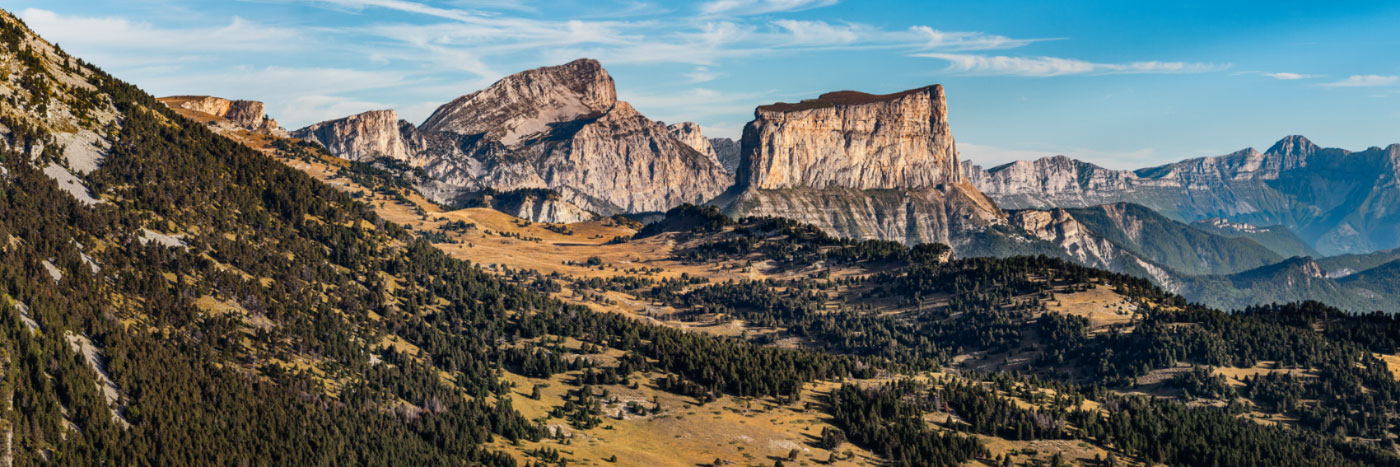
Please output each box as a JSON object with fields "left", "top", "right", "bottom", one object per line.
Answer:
{"left": 686, "top": 66, "right": 721, "bottom": 83}
{"left": 770, "top": 20, "right": 863, "bottom": 46}
{"left": 1321, "top": 75, "right": 1398, "bottom": 88}
{"left": 698, "top": 0, "right": 838, "bottom": 17}
{"left": 1262, "top": 72, "right": 1320, "bottom": 80}
{"left": 917, "top": 53, "right": 1226, "bottom": 77}
{"left": 18, "top": 8, "right": 302, "bottom": 64}
{"left": 908, "top": 26, "right": 1048, "bottom": 51}
{"left": 307, "top": 0, "right": 483, "bottom": 23}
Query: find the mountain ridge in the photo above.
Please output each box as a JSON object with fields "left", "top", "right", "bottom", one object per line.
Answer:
{"left": 965, "top": 135, "right": 1400, "bottom": 255}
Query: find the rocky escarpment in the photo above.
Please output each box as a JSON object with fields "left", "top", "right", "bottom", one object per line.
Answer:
{"left": 966, "top": 136, "right": 1400, "bottom": 255}
{"left": 962, "top": 156, "right": 1136, "bottom": 209}
{"left": 160, "top": 96, "right": 286, "bottom": 136}
{"left": 293, "top": 109, "right": 417, "bottom": 164}
{"left": 723, "top": 85, "right": 1004, "bottom": 250}
{"left": 298, "top": 58, "right": 731, "bottom": 222}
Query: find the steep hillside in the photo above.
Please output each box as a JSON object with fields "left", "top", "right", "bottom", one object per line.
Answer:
{"left": 1179, "top": 257, "right": 1397, "bottom": 312}
{"left": 1318, "top": 248, "right": 1400, "bottom": 278}
{"left": 966, "top": 136, "right": 1400, "bottom": 255}
{"left": 1063, "top": 203, "right": 1283, "bottom": 276}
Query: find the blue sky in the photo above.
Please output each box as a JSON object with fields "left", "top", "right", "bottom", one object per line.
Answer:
{"left": 8, "top": 0, "right": 1400, "bottom": 168}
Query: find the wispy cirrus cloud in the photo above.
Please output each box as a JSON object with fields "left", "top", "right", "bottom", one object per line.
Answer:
{"left": 698, "top": 0, "right": 838, "bottom": 17}
{"left": 917, "top": 53, "right": 1227, "bottom": 77}
{"left": 1321, "top": 74, "right": 1398, "bottom": 88}
{"left": 908, "top": 26, "right": 1051, "bottom": 51}
{"left": 18, "top": 8, "right": 301, "bottom": 63}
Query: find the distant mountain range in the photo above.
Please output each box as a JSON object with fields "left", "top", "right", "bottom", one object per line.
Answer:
{"left": 965, "top": 136, "right": 1400, "bottom": 256}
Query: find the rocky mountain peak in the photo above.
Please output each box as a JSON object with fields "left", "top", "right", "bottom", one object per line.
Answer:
{"left": 1266, "top": 135, "right": 1320, "bottom": 158}
{"left": 738, "top": 84, "right": 961, "bottom": 191}
{"left": 419, "top": 58, "right": 617, "bottom": 146}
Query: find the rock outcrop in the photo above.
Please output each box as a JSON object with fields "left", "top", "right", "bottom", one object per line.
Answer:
{"left": 161, "top": 96, "right": 285, "bottom": 135}
{"left": 293, "top": 110, "right": 417, "bottom": 164}
{"left": 709, "top": 137, "right": 741, "bottom": 173}
{"left": 298, "top": 58, "right": 732, "bottom": 222}
{"left": 965, "top": 136, "right": 1400, "bottom": 255}
{"left": 1008, "top": 208, "right": 1160, "bottom": 281}
{"left": 667, "top": 122, "right": 718, "bottom": 161}
{"left": 722, "top": 85, "right": 1003, "bottom": 250}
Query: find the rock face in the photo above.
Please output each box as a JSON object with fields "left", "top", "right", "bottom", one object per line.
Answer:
{"left": 162, "top": 96, "right": 285, "bottom": 135}
{"left": 420, "top": 59, "right": 616, "bottom": 146}
{"left": 293, "top": 110, "right": 416, "bottom": 164}
{"left": 738, "top": 86, "right": 962, "bottom": 190}
{"left": 298, "top": 58, "right": 732, "bottom": 222}
{"left": 709, "top": 137, "right": 741, "bottom": 173}
{"left": 667, "top": 122, "right": 718, "bottom": 161}
{"left": 479, "top": 190, "right": 596, "bottom": 224}
{"left": 966, "top": 136, "right": 1400, "bottom": 255}
{"left": 723, "top": 85, "right": 1003, "bottom": 250}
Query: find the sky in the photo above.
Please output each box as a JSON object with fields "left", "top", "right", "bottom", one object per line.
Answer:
{"left": 7, "top": 0, "right": 1400, "bottom": 169}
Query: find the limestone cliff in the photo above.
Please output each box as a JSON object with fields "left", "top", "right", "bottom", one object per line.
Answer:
{"left": 737, "top": 86, "right": 962, "bottom": 191}
{"left": 723, "top": 85, "right": 1003, "bottom": 250}
{"left": 292, "top": 110, "right": 417, "bottom": 164}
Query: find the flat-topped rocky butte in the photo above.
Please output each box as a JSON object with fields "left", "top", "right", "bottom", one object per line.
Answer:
{"left": 723, "top": 84, "right": 1003, "bottom": 250}
{"left": 737, "top": 85, "right": 962, "bottom": 191}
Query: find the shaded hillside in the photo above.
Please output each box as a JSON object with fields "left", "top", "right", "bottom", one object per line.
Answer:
{"left": 1180, "top": 257, "right": 1396, "bottom": 312}
{"left": 1319, "top": 249, "right": 1400, "bottom": 278}
{"left": 1191, "top": 218, "right": 1320, "bottom": 259}
{"left": 1063, "top": 203, "right": 1284, "bottom": 276}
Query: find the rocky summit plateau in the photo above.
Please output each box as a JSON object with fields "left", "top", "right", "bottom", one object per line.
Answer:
{"left": 720, "top": 85, "right": 1005, "bottom": 250}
